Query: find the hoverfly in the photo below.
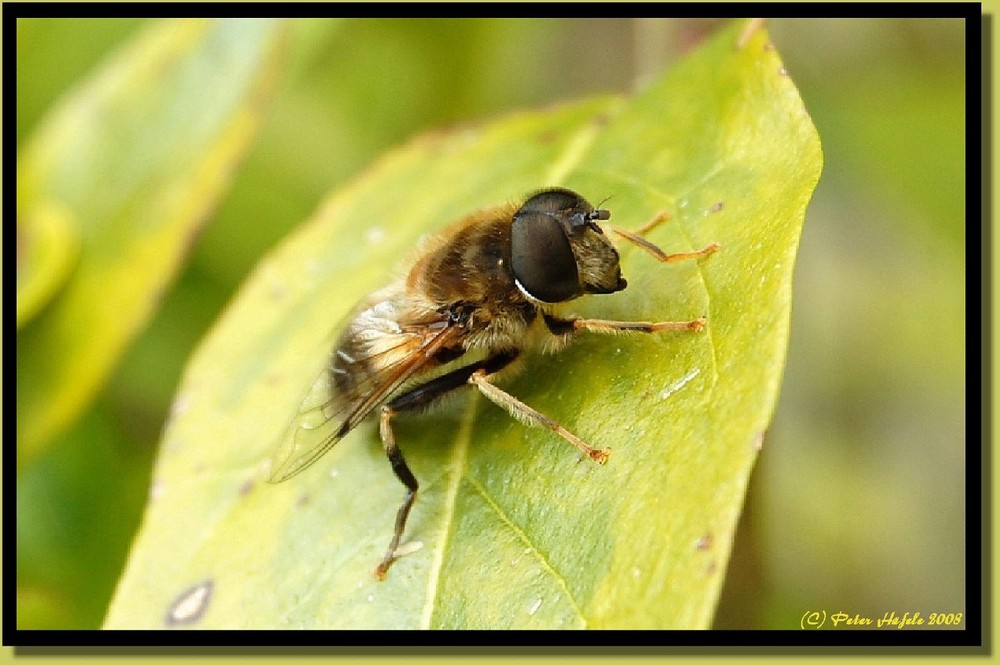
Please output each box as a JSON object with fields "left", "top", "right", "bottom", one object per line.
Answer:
{"left": 269, "top": 188, "right": 719, "bottom": 579}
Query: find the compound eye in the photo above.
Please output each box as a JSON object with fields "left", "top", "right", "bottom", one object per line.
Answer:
{"left": 519, "top": 188, "right": 589, "bottom": 217}
{"left": 510, "top": 212, "right": 581, "bottom": 303}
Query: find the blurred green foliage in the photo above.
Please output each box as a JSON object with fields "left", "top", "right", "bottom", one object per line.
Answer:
{"left": 714, "top": 18, "right": 966, "bottom": 628}
{"left": 17, "top": 19, "right": 286, "bottom": 466}
{"left": 16, "top": 18, "right": 965, "bottom": 630}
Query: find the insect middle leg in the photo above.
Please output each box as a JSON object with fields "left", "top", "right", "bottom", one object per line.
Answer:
{"left": 373, "top": 350, "right": 520, "bottom": 579}
{"left": 467, "top": 370, "right": 610, "bottom": 464}
{"left": 543, "top": 313, "right": 706, "bottom": 336}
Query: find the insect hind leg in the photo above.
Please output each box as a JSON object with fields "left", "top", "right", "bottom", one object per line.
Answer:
{"left": 387, "top": 349, "right": 520, "bottom": 413}
{"left": 373, "top": 406, "right": 418, "bottom": 580}
{"left": 372, "top": 350, "right": 520, "bottom": 579}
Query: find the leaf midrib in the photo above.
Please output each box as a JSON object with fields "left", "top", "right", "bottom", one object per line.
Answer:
{"left": 419, "top": 391, "right": 476, "bottom": 629}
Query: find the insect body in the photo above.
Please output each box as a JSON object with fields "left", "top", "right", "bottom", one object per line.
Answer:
{"left": 269, "top": 188, "right": 719, "bottom": 579}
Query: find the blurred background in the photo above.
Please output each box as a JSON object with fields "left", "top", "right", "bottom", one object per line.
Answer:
{"left": 15, "top": 18, "right": 967, "bottom": 629}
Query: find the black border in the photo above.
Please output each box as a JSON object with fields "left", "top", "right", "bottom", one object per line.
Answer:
{"left": 7, "top": 2, "right": 985, "bottom": 652}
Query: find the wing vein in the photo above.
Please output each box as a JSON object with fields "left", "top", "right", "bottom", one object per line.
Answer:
{"left": 269, "top": 320, "right": 459, "bottom": 483}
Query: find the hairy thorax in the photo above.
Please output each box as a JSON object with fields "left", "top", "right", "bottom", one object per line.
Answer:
{"left": 404, "top": 208, "right": 539, "bottom": 348}
{"left": 330, "top": 211, "right": 544, "bottom": 400}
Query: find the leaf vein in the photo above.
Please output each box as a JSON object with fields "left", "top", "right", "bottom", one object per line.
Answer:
{"left": 463, "top": 474, "right": 588, "bottom": 627}
{"left": 544, "top": 99, "right": 624, "bottom": 185}
{"left": 419, "top": 397, "right": 478, "bottom": 629}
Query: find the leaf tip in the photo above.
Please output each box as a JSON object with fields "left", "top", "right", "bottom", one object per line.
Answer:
{"left": 736, "top": 18, "right": 767, "bottom": 50}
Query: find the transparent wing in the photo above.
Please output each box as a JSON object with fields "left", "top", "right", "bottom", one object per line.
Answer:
{"left": 267, "top": 321, "right": 460, "bottom": 483}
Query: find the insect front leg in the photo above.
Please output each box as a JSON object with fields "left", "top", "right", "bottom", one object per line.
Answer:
{"left": 608, "top": 211, "right": 720, "bottom": 264}
{"left": 543, "top": 313, "right": 707, "bottom": 336}
{"left": 552, "top": 208, "right": 721, "bottom": 338}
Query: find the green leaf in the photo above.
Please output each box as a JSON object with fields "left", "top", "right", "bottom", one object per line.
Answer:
{"left": 105, "top": 20, "right": 821, "bottom": 629}
{"left": 16, "top": 19, "right": 286, "bottom": 464}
